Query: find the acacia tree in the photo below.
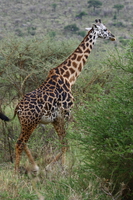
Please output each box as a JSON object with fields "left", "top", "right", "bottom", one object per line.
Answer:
{"left": 88, "top": 0, "right": 102, "bottom": 11}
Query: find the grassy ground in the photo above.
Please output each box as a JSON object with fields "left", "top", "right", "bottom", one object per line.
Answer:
{"left": 0, "top": 139, "right": 83, "bottom": 200}
{"left": 0, "top": 141, "right": 111, "bottom": 200}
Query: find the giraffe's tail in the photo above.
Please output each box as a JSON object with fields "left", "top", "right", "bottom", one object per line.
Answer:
{"left": 0, "top": 111, "right": 16, "bottom": 122}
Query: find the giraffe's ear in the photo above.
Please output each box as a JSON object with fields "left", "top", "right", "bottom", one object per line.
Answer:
{"left": 85, "top": 28, "right": 92, "bottom": 31}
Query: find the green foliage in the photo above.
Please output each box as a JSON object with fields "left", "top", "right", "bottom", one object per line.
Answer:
{"left": 88, "top": 0, "right": 102, "bottom": 11}
{"left": 75, "top": 39, "right": 133, "bottom": 198}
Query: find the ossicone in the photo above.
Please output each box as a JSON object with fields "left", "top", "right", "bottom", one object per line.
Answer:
{"left": 95, "top": 19, "right": 101, "bottom": 23}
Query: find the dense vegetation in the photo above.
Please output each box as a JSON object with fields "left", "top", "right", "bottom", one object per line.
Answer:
{"left": 75, "top": 46, "right": 133, "bottom": 199}
{"left": 1, "top": 34, "right": 133, "bottom": 200}
{"left": 1, "top": 0, "right": 133, "bottom": 199}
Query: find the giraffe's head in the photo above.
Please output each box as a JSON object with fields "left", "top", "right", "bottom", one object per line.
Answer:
{"left": 86, "top": 19, "right": 115, "bottom": 41}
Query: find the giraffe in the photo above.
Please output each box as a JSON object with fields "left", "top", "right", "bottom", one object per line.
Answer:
{"left": 0, "top": 19, "right": 115, "bottom": 173}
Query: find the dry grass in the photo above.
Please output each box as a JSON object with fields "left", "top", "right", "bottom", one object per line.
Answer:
{"left": 0, "top": 164, "right": 36, "bottom": 200}
{"left": 0, "top": 137, "right": 84, "bottom": 200}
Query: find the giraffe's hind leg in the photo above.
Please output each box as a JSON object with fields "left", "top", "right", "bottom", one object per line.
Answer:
{"left": 46, "top": 116, "right": 68, "bottom": 170}
{"left": 53, "top": 120, "right": 68, "bottom": 165}
{"left": 15, "top": 125, "right": 39, "bottom": 174}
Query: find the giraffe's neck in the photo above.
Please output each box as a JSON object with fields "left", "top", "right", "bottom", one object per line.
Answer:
{"left": 54, "top": 29, "right": 98, "bottom": 87}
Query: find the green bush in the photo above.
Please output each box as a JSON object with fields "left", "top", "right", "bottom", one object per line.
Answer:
{"left": 76, "top": 11, "right": 87, "bottom": 19}
{"left": 88, "top": 0, "right": 102, "bottom": 11}
{"left": 64, "top": 24, "right": 79, "bottom": 33}
{"left": 0, "top": 35, "right": 78, "bottom": 100}
{"left": 75, "top": 39, "right": 133, "bottom": 199}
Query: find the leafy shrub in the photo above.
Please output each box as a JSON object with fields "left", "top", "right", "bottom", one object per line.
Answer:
{"left": 51, "top": 3, "right": 57, "bottom": 12}
{"left": 76, "top": 11, "right": 87, "bottom": 19}
{"left": 88, "top": 0, "right": 102, "bottom": 11}
{"left": 75, "top": 39, "right": 133, "bottom": 199}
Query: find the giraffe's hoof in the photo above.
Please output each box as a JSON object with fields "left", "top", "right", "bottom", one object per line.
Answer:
{"left": 31, "top": 165, "right": 40, "bottom": 176}
{"left": 25, "top": 165, "right": 40, "bottom": 177}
